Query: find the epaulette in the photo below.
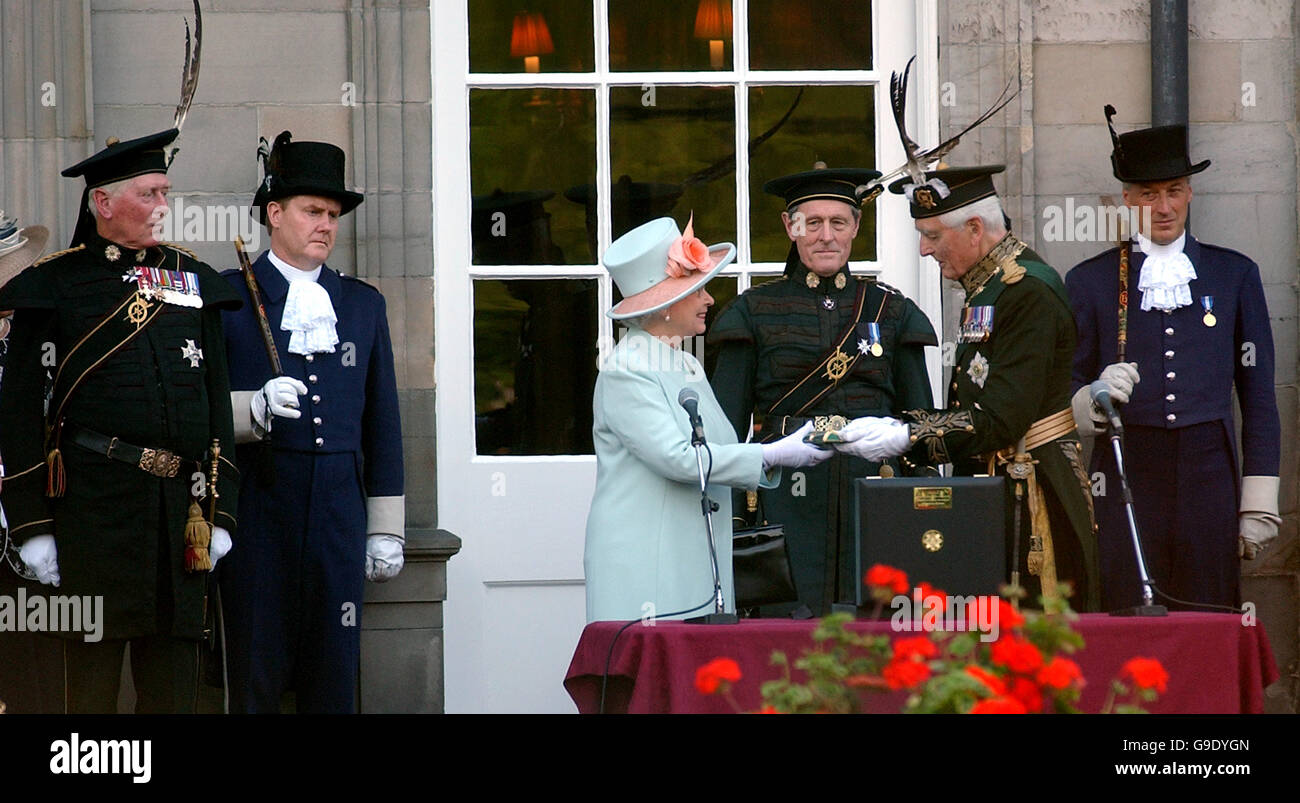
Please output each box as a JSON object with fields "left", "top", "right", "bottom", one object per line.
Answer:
{"left": 340, "top": 274, "right": 381, "bottom": 293}
{"left": 31, "top": 243, "right": 86, "bottom": 267}
{"left": 869, "top": 277, "right": 904, "bottom": 296}
{"left": 1001, "top": 262, "right": 1026, "bottom": 284}
{"left": 163, "top": 242, "right": 199, "bottom": 260}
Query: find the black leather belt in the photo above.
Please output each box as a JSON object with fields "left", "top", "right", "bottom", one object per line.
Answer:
{"left": 64, "top": 423, "right": 197, "bottom": 479}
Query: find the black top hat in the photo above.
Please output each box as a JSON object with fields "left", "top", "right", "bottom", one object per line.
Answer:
{"left": 61, "top": 129, "right": 180, "bottom": 247}
{"left": 888, "top": 165, "right": 1005, "bottom": 219}
{"left": 1105, "top": 105, "right": 1210, "bottom": 183}
{"left": 252, "top": 131, "right": 364, "bottom": 222}
{"left": 762, "top": 164, "right": 882, "bottom": 212}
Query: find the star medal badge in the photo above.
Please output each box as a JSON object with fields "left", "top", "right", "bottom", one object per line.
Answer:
{"left": 968, "top": 351, "right": 990, "bottom": 388}
{"left": 1201, "top": 295, "right": 1216, "bottom": 327}
{"left": 180, "top": 339, "right": 204, "bottom": 368}
{"left": 137, "top": 266, "right": 203, "bottom": 309}
{"left": 857, "top": 322, "right": 883, "bottom": 357}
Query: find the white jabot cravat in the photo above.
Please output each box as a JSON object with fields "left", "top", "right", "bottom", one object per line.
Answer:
{"left": 1134, "top": 231, "right": 1195, "bottom": 312}
{"left": 268, "top": 249, "right": 339, "bottom": 355}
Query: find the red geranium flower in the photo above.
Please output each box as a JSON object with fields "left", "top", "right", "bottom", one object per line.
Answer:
{"left": 864, "top": 564, "right": 909, "bottom": 595}
{"left": 990, "top": 636, "right": 1043, "bottom": 674}
{"left": 964, "top": 665, "right": 1006, "bottom": 696}
{"left": 918, "top": 582, "right": 947, "bottom": 606}
{"left": 1008, "top": 676, "right": 1043, "bottom": 713}
{"left": 996, "top": 598, "right": 1025, "bottom": 631}
{"left": 1121, "top": 657, "right": 1169, "bottom": 693}
{"left": 969, "top": 696, "right": 1028, "bottom": 714}
{"left": 892, "top": 636, "right": 938, "bottom": 662}
{"left": 756, "top": 705, "right": 781, "bottom": 714}
{"left": 695, "top": 657, "right": 742, "bottom": 694}
{"left": 1037, "top": 657, "right": 1084, "bottom": 690}
{"left": 882, "top": 658, "right": 932, "bottom": 690}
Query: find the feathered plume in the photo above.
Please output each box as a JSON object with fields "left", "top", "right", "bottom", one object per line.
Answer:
{"left": 1104, "top": 104, "right": 1123, "bottom": 158}
{"left": 859, "top": 56, "right": 1019, "bottom": 198}
{"left": 168, "top": 0, "right": 203, "bottom": 166}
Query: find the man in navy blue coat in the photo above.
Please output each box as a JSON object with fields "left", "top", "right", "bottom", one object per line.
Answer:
{"left": 218, "top": 132, "right": 404, "bottom": 712}
{"left": 1066, "top": 108, "right": 1280, "bottom": 611}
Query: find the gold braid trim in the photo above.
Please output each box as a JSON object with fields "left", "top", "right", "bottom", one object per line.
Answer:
{"left": 163, "top": 242, "right": 199, "bottom": 260}
{"left": 31, "top": 244, "right": 86, "bottom": 267}
{"left": 960, "top": 234, "right": 1027, "bottom": 295}
{"left": 903, "top": 409, "right": 975, "bottom": 465}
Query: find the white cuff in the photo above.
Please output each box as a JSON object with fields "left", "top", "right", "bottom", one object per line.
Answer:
{"left": 232, "top": 390, "right": 269, "bottom": 444}
{"left": 366, "top": 495, "right": 406, "bottom": 539}
{"left": 1240, "top": 475, "right": 1280, "bottom": 516}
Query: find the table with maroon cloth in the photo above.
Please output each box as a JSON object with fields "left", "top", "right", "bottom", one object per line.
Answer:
{"left": 565, "top": 613, "right": 1277, "bottom": 714}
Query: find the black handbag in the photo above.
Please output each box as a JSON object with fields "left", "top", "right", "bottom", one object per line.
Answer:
{"left": 732, "top": 491, "right": 798, "bottom": 608}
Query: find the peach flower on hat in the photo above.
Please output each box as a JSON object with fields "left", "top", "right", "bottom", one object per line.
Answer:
{"left": 665, "top": 214, "right": 711, "bottom": 278}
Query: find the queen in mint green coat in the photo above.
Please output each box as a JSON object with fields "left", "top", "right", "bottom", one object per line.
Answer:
{"left": 585, "top": 217, "right": 778, "bottom": 622}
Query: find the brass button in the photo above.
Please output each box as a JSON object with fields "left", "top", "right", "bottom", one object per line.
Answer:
{"left": 306, "top": 354, "right": 315, "bottom": 363}
{"left": 313, "top": 417, "right": 322, "bottom": 425}
{"left": 1166, "top": 414, "right": 1176, "bottom": 422}
{"left": 312, "top": 394, "right": 321, "bottom": 403}
{"left": 1166, "top": 371, "right": 1176, "bottom": 380}
{"left": 1166, "top": 394, "right": 1175, "bottom": 402}
{"left": 315, "top": 437, "right": 324, "bottom": 446}
{"left": 1165, "top": 327, "right": 1174, "bottom": 336}
{"left": 309, "top": 374, "right": 318, "bottom": 383}
{"left": 1164, "top": 350, "right": 1174, "bottom": 359}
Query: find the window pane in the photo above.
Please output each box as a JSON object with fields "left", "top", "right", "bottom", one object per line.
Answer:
{"left": 748, "top": 0, "right": 871, "bottom": 70}
{"left": 469, "top": 0, "right": 594, "bottom": 73}
{"left": 747, "top": 85, "right": 877, "bottom": 263}
{"left": 610, "top": 85, "right": 735, "bottom": 243}
{"left": 470, "top": 89, "right": 595, "bottom": 265}
{"left": 609, "top": 0, "right": 733, "bottom": 72}
{"left": 474, "top": 279, "right": 599, "bottom": 455}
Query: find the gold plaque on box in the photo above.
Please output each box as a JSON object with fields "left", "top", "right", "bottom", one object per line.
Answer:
{"left": 913, "top": 487, "right": 953, "bottom": 510}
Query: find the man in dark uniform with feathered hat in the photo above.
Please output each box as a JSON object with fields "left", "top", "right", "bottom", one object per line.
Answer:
{"left": 708, "top": 165, "right": 937, "bottom": 616}
{"left": 838, "top": 165, "right": 1101, "bottom": 611}
{"left": 0, "top": 130, "right": 241, "bottom": 712}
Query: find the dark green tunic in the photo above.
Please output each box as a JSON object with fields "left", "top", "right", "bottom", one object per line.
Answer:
{"left": 709, "top": 259, "right": 936, "bottom": 614}
{"left": 899, "top": 235, "right": 1100, "bottom": 611}
{"left": 0, "top": 232, "right": 240, "bottom": 640}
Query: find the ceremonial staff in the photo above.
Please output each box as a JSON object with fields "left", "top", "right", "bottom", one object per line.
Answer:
{"left": 235, "top": 236, "right": 282, "bottom": 485}
{"left": 235, "top": 235, "right": 282, "bottom": 376}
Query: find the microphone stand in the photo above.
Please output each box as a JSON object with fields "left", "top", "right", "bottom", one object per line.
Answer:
{"left": 1104, "top": 418, "right": 1167, "bottom": 617}
{"left": 685, "top": 423, "right": 738, "bottom": 625}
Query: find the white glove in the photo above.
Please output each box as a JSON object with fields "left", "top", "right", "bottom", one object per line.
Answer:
{"left": 1238, "top": 514, "right": 1278, "bottom": 560}
{"left": 19, "top": 534, "right": 60, "bottom": 587}
{"left": 250, "top": 376, "right": 309, "bottom": 430}
{"left": 365, "top": 534, "right": 404, "bottom": 582}
{"left": 210, "top": 526, "right": 232, "bottom": 568}
{"left": 1098, "top": 362, "right": 1140, "bottom": 404}
{"left": 761, "top": 421, "right": 833, "bottom": 470}
{"left": 833, "top": 417, "right": 911, "bottom": 461}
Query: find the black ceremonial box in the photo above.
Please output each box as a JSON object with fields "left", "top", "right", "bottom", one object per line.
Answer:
{"left": 853, "top": 476, "right": 1006, "bottom": 604}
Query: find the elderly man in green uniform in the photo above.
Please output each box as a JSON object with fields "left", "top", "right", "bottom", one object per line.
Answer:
{"left": 709, "top": 166, "right": 937, "bottom": 616}
{"left": 838, "top": 166, "right": 1099, "bottom": 611}
{"left": 0, "top": 129, "right": 241, "bottom": 712}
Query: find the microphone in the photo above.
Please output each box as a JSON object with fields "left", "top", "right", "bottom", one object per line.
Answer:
{"left": 1089, "top": 380, "right": 1124, "bottom": 432}
{"left": 678, "top": 388, "right": 706, "bottom": 445}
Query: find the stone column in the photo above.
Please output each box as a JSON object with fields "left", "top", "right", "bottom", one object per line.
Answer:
{"left": 0, "top": 0, "right": 94, "bottom": 247}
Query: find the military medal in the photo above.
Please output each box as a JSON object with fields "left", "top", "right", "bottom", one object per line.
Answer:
{"left": 959, "top": 305, "right": 995, "bottom": 343}
{"left": 126, "top": 292, "right": 153, "bottom": 329}
{"left": 968, "top": 351, "right": 990, "bottom": 388}
{"left": 857, "top": 322, "right": 883, "bottom": 357}
{"left": 137, "top": 266, "right": 203, "bottom": 308}
{"left": 180, "top": 338, "right": 204, "bottom": 368}
{"left": 1201, "top": 295, "right": 1216, "bottom": 327}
